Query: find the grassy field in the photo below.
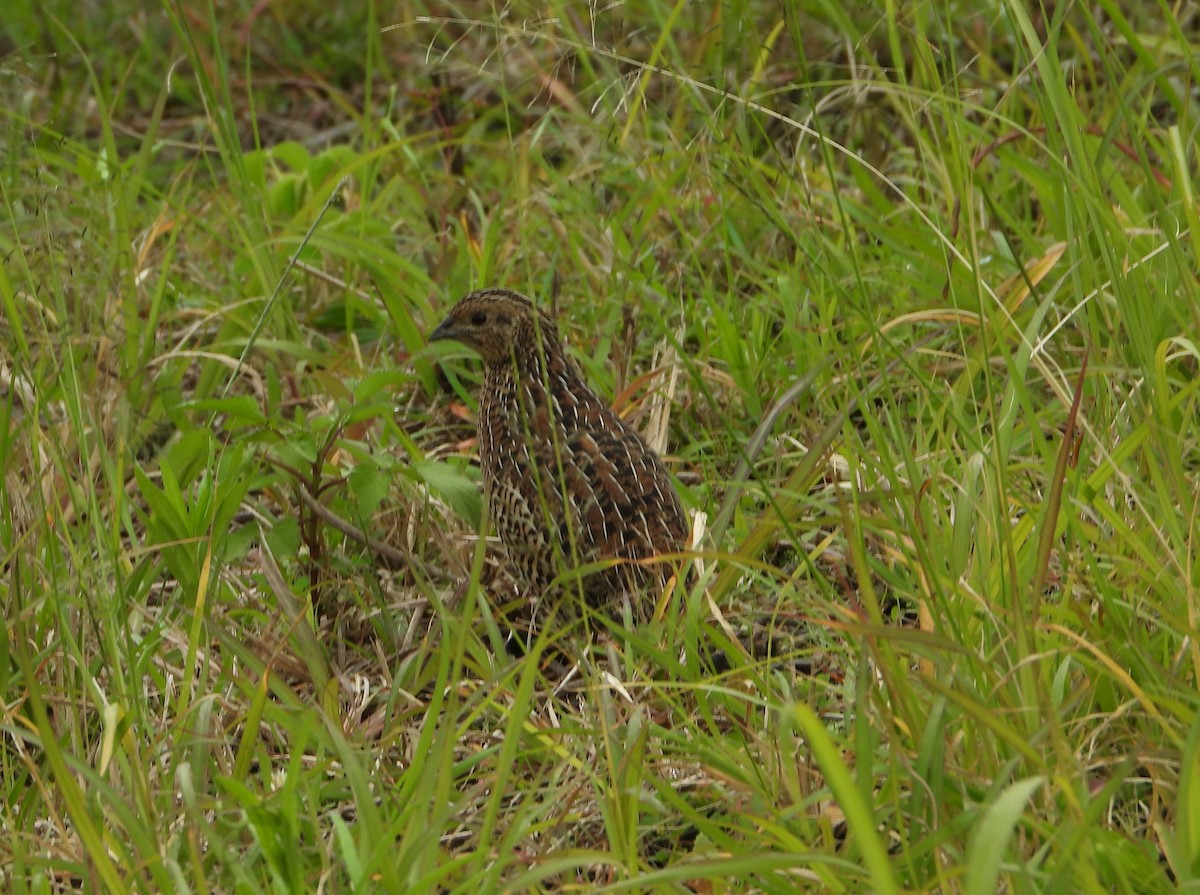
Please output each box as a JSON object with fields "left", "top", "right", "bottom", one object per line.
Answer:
{"left": 2, "top": 1, "right": 1198, "bottom": 892}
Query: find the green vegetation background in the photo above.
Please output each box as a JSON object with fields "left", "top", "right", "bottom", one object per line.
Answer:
{"left": 1, "top": 1, "right": 1197, "bottom": 892}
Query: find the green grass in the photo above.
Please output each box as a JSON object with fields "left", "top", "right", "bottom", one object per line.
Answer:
{"left": 2, "top": 0, "right": 1198, "bottom": 892}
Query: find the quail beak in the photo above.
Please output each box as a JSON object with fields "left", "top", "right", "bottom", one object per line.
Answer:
{"left": 428, "top": 318, "right": 456, "bottom": 344}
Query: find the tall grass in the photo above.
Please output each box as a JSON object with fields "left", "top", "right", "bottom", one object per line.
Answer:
{"left": 0, "top": 0, "right": 1196, "bottom": 892}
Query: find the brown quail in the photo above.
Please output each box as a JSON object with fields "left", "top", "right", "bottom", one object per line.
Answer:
{"left": 429, "top": 288, "right": 689, "bottom": 621}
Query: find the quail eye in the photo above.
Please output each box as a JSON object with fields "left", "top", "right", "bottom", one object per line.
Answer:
{"left": 470, "top": 311, "right": 488, "bottom": 326}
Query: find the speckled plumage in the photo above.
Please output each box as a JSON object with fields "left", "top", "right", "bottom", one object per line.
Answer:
{"left": 430, "top": 288, "right": 689, "bottom": 617}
